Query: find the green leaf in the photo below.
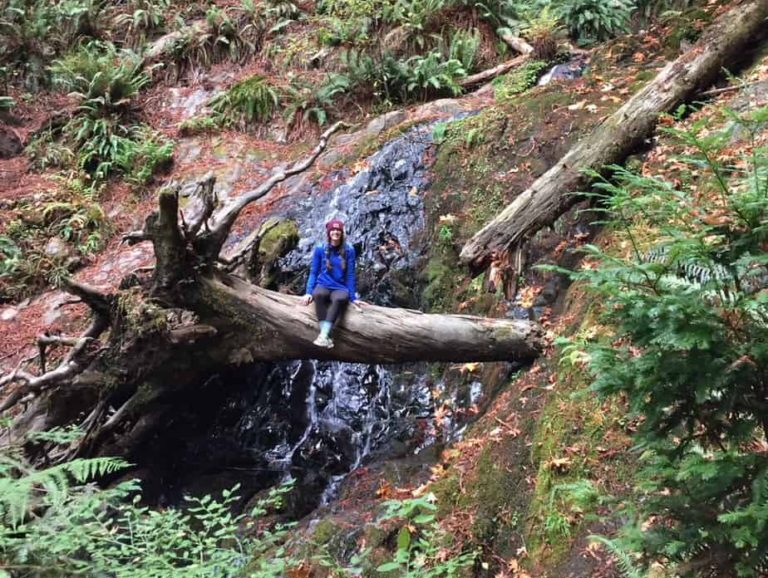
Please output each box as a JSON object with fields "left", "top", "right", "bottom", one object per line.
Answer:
{"left": 376, "top": 561, "right": 401, "bottom": 572}
{"left": 397, "top": 526, "right": 411, "bottom": 551}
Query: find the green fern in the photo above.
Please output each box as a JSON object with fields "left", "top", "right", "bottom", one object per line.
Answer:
{"left": 210, "top": 75, "right": 280, "bottom": 128}
{"left": 0, "top": 453, "right": 129, "bottom": 528}
{"left": 589, "top": 536, "right": 647, "bottom": 578}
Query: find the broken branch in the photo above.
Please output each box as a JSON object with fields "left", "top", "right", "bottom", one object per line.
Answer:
{"left": 198, "top": 121, "right": 348, "bottom": 260}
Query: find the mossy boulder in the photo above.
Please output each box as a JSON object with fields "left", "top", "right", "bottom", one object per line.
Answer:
{"left": 248, "top": 219, "right": 300, "bottom": 288}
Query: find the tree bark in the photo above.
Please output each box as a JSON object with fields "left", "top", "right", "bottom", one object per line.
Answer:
{"left": 460, "top": 0, "right": 768, "bottom": 270}
{"left": 197, "top": 275, "right": 544, "bottom": 363}
{"left": 498, "top": 31, "right": 533, "bottom": 56}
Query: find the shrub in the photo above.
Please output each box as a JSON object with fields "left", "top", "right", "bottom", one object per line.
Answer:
{"left": 554, "top": 0, "right": 635, "bottom": 43}
{"left": 341, "top": 48, "right": 466, "bottom": 104}
{"left": 0, "top": 428, "right": 297, "bottom": 577}
{"left": 562, "top": 106, "right": 768, "bottom": 576}
{"left": 447, "top": 28, "right": 481, "bottom": 74}
{"left": 634, "top": 0, "right": 693, "bottom": 19}
{"left": 455, "top": 0, "right": 527, "bottom": 31}
{"left": 0, "top": 0, "right": 109, "bottom": 87}
{"left": 111, "top": 0, "right": 171, "bottom": 49}
{"left": 316, "top": 0, "right": 380, "bottom": 44}
{"left": 120, "top": 125, "right": 174, "bottom": 186}
{"left": 164, "top": 4, "right": 263, "bottom": 79}
{"left": 0, "top": 177, "right": 111, "bottom": 301}
{"left": 0, "top": 235, "right": 22, "bottom": 278}
{"left": 403, "top": 51, "right": 466, "bottom": 100}
{"left": 374, "top": 495, "right": 476, "bottom": 576}
{"left": 283, "top": 73, "right": 350, "bottom": 132}
{"left": 0, "top": 95, "right": 15, "bottom": 110}
{"left": 209, "top": 75, "right": 280, "bottom": 128}
{"left": 46, "top": 42, "right": 172, "bottom": 181}
{"left": 523, "top": 6, "right": 565, "bottom": 61}
{"left": 50, "top": 41, "right": 147, "bottom": 115}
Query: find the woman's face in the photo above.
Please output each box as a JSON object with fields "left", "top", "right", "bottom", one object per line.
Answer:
{"left": 329, "top": 229, "right": 343, "bottom": 245}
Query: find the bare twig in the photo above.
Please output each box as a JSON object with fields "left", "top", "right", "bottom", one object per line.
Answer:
{"left": 700, "top": 79, "right": 765, "bottom": 98}
{"left": 37, "top": 334, "right": 95, "bottom": 373}
{"left": 62, "top": 278, "right": 113, "bottom": 319}
{"left": 122, "top": 230, "right": 151, "bottom": 245}
{"left": 0, "top": 319, "right": 108, "bottom": 413}
{"left": 201, "top": 121, "right": 349, "bottom": 258}
{"left": 122, "top": 214, "right": 156, "bottom": 246}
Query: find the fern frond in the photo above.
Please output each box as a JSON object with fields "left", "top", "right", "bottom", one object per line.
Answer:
{"left": 590, "top": 535, "right": 647, "bottom": 578}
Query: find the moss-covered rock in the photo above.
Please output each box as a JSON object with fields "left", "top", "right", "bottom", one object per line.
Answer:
{"left": 248, "top": 218, "right": 300, "bottom": 288}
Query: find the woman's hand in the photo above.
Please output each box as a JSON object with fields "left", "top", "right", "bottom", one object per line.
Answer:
{"left": 352, "top": 300, "right": 368, "bottom": 312}
{"left": 302, "top": 294, "right": 313, "bottom": 305}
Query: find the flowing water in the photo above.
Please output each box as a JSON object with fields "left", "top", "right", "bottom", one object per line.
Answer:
{"left": 142, "top": 120, "right": 485, "bottom": 512}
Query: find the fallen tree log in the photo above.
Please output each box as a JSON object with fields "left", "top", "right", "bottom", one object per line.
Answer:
{"left": 498, "top": 31, "right": 533, "bottom": 56}
{"left": 460, "top": 55, "right": 528, "bottom": 88}
{"left": 201, "top": 276, "right": 543, "bottom": 364}
{"left": 460, "top": 0, "right": 768, "bottom": 270}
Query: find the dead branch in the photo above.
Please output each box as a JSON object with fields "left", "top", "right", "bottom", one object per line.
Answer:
{"left": 184, "top": 172, "right": 218, "bottom": 239}
{"left": 461, "top": 55, "right": 527, "bottom": 88}
{"left": 122, "top": 230, "right": 151, "bottom": 245}
{"left": 0, "top": 318, "right": 108, "bottom": 414}
{"left": 499, "top": 31, "right": 534, "bottom": 55}
{"left": 37, "top": 334, "right": 90, "bottom": 373}
{"left": 99, "top": 394, "right": 138, "bottom": 436}
{"left": 196, "top": 121, "right": 349, "bottom": 260}
{"left": 168, "top": 324, "right": 218, "bottom": 344}
{"left": 63, "top": 278, "right": 113, "bottom": 319}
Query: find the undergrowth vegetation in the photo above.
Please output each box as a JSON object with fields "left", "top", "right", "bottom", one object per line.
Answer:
{"left": 0, "top": 177, "right": 110, "bottom": 302}
{"left": 0, "top": 425, "right": 298, "bottom": 577}
{"left": 0, "top": 422, "right": 475, "bottom": 578}
{"left": 30, "top": 41, "right": 174, "bottom": 182}
{"left": 556, "top": 106, "right": 768, "bottom": 576}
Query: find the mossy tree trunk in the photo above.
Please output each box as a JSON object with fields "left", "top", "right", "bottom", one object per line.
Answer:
{"left": 460, "top": 0, "right": 768, "bottom": 270}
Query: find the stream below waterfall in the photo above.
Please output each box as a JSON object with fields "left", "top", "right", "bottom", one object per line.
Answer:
{"left": 137, "top": 117, "right": 491, "bottom": 514}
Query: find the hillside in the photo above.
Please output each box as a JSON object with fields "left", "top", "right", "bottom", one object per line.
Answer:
{"left": 1, "top": 0, "right": 768, "bottom": 577}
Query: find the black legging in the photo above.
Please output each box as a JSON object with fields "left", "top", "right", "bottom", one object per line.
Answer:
{"left": 312, "top": 286, "right": 349, "bottom": 323}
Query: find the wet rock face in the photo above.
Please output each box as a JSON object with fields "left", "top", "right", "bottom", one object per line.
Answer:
{"left": 137, "top": 122, "right": 452, "bottom": 512}
{"left": 274, "top": 123, "right": 436, "bottom": 306}
{"left": 538, "top": 55, "right": 589, "bottom": 86}
{"left": 140, "top": 359, "right": 434, "bottom": 516}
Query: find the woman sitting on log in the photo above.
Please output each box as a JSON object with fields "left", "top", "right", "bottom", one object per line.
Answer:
{"left": 302, "top": 219, "right": 361, "bottom": 348}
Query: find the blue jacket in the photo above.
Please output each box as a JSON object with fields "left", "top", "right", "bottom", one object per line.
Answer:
{"left": 305, "top": 243, "right": 357, "bottom": 301}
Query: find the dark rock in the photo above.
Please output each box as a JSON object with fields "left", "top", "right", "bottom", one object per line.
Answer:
{"left": 0, "top": 125, "right": 23, "bottom": 158}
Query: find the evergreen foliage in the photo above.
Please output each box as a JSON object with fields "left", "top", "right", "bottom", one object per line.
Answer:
{"left": 44, "top": 41, "right": 173, "bottom": 181}
{"left": 560, "top": 106, "right": 768, "bottom": 576}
